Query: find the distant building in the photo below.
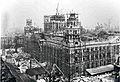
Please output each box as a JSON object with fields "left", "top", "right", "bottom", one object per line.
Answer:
{"left": 1, "top": 36, "right": 14, "bottom": 49}
{"left": 44, "top": 14, "right": 66, "bottom": 33}
{"left": 1, "top": 35, "right": 25, "bottom": 53}
{"left": 24, "top": 19, "right": 41, "bottom": 37}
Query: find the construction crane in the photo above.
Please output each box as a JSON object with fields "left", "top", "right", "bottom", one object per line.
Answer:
{"left": 51, "top": 64, "right": 64, "bottom": 76}
{"left": 56, "top": 3, "right": 59, "bottom": 15}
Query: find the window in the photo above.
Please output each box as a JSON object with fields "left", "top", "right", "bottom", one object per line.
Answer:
{"left": 107, "top": 52, "right": 111, "bottom": 58}
{"left": 99, "top": 47, "right": 102, "bottom": 51}
{"left": 107, "top": 59, "right": 111, "bottom": 64}
{"left": 95, "top": 54, "right": 98, "bottom": 59}
{"left": 83, "top": 49, "right": 86, "bottom": 53}
{"left": 95, "top": 47, "right": 98, "bottom": 50}
{"left": 70, "top": 36, "right": 72, "bottom": 40}
{"left": 116, "top": 45, "right": 119, "bottom": 54}
{"left": 87, "top": 55, "right": 89, "bottom": 60}
{"left": 74, "top": 57, "right": 78, "bottom": 63}
{"left": 74, "top": 22, "right": 76, "bottom": 26}
{"left": 91, "top": 48, "right": 94, "bottom": 52}
{"left": 75, "top": 50, "right": 77, "bottom": 53}
{"left": 65, "top": 57, "right": 69, "bottom": 63}
{"left": 91, "top": 62, "right": 94, "bottom": 68}
{"left": 103, "top": 53, "right": 105, "bottom": 58}
{"left": 107, "top": 46, "right": 110, "bottom": 50}
{"left": 66, "top": 30, "right": 69, "bottom": 34}
{"left": 100, "top": 53, "right": 103, "bottom": 59}
{"left": 104, "top": 61, "right": 106, "bottom": 65}
{"left": 96, "top": 62, "right": 98, "bottom": 67}
{"left": 76, "top": 67, "right": 79, "bottom": 72}
{"left": 75, "top": 42, "right": 78, "bottom": 45}
{"left": 87, "top": 63, "right": 89, "bottom": 69}
{"left": 103, "top": 46, "right": 105, "bottom": 50}
{"left": 91, "top": 54, "right": 94, "bottom": 60}
{"left": 74, "top": 30, "right": 77, "bottom": 34}
{"left": 83, "top": 56, "right": 86, "bottom": 61}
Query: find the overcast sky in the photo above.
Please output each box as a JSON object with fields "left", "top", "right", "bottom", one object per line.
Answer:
{"left": 1, "top": 0, "right": 120, "bottom": 35}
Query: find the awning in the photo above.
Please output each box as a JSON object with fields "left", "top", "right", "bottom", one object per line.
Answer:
{"left": 86, "top": 64, "right": 114, "bottom": 75}
{"left": 26, "top": 67, "right": 46, "bottom": 76}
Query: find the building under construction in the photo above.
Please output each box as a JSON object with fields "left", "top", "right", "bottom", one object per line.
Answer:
{"left": 38, "top": 10, "right": 120, "bottom": 80}
{"left": 22, "top": 9, "right": 120, "bottom": 81}
{"left": 24, "top": 19, "right": 41, "bottom": 37}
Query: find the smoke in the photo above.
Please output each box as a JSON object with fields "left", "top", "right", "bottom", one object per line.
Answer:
{"left": 0, "top": 0, "right": 17, "bottom": 36}
{"left": 1, "top": 12, "right": 8, "bottom": 35}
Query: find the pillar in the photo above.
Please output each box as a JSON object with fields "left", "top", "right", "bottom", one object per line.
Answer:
{"left": 89, "top": 47, "right": 91, "bottom": 68}
{"left": 98, "top": 47, "right": 100, "bottom": 66}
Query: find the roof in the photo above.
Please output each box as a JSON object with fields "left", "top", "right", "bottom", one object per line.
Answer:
{"left": 26, "top": 67, "right": 46, "bottom": 76}
{"left": 3, "top": 61, "right": 36, "bottom": 82}
{"left": 45, "top": 36, "right": 68, "bottom": 47}
{"left": 52, "top": 37, "right": 63, "bottom": 41}
{"left": 86, "top": 64, "right": 114, "bottom": 75}
{"left": 109, "top": 36, "right": 120, "bottom": 43}
{"left": 50, "top": 15, "right": 65, "bottom": 21}
{"left": 18, "top": 74, "right": 36, "bottom": 82}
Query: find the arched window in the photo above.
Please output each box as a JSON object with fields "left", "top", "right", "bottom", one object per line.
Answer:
{"left": 75, "top": 41, "right": 78, "bottom": 45}
{"left": 103, "top": 53, "right": 105, "bottom": 58}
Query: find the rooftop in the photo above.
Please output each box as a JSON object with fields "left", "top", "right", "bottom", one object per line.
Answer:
{"left": 86, "top": 64, "right": 114, "bottom": 75}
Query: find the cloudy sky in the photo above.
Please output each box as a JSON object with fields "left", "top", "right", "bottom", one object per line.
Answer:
{"left": 1, "top": 0, "right": 120, "bottom": 35}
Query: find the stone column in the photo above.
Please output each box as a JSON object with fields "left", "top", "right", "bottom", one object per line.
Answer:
{"left": 105, "top": 46, "right": 107, "bottom": 65}
{"left": 93, "top": 47, "right": 96, "bottom": 67}
{"left": 89, "top": 47, "right": 91, "bottom": 68}
{"left": 98, "top": 47, "right": 100, "bottom": 66}
{"left": 81, "top": 49, "right": 84, "bottom": 62}
{"left": 110, "top": 45, "right": 113, "bottom": 64}
{"left": 81, "top": 49, "right": 84, "bottom": 75}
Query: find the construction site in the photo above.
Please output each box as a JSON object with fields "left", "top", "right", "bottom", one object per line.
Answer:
{"left": 1, "top": 3, "right": 120, "bottom": 82}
